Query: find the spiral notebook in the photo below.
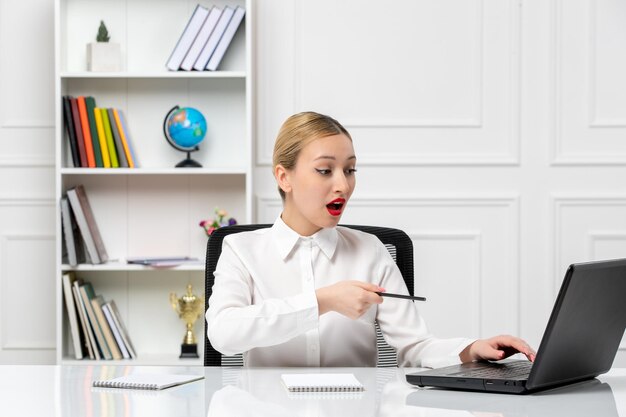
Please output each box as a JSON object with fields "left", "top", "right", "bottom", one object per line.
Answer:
{"left": 280, "top": 373, "right": 364, "bottom": 392}
{"left": 92, "top": 373, "right": 204, "bottom": 390}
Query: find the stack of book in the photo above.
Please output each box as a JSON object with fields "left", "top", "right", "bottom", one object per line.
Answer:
{"left": 61, "top": 184, "right": 108, "bottom": 265}
{"left": 62, "top": 96, "right": 137, "bottom": 168}
{"left": 62, "top": 272, "right": 136, "bottom": 360}
{"left": 166, "top": 4, "right": 246, "bottom": 71}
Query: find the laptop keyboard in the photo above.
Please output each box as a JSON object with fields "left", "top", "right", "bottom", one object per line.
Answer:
{"left": 452, "top": 361, "right": 533, "bottom": 380}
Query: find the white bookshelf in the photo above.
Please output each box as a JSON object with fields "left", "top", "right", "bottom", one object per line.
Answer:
{"left": 54, "top": 0, "right": 253, "bottom": 365}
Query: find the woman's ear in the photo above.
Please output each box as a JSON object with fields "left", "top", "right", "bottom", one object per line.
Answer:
{"left": 274, "top": 164, "right": 292, "bottom": 194}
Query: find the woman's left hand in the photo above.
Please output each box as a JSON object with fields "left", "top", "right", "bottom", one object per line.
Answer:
{"left": 460, "top": 335, "right": 536, "bottom": 363}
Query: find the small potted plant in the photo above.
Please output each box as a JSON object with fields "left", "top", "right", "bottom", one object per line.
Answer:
{"left": 87, "top": 20, "right": 121, "bottom": 72}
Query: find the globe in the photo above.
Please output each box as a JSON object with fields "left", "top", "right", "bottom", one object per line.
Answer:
{"left": 163, "top": 106, "right": 207, "bottom": 167}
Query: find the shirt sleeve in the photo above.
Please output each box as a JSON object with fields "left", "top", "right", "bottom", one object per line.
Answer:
{"left": 205, "top": 238, "right": 319, "bottom": 356}
{"left": 373, "top": 241, "right": 475, "bottom": 368}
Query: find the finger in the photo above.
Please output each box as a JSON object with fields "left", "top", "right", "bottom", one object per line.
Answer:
{"left": 492, "top": 336, "right": 536, "bottom": 361}
{"left": 351, "top": 281, "right": 385, "bottom": 293}
{"left": 477, "top": 344, "right": 506, "bottom": 361}
{"left": 362, "top": 290, "right": 383, "bottom": 304}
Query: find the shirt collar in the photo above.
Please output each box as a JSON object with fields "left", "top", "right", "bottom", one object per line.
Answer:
{"left": 272, "top": 215, "right": 338, "bottom": 261}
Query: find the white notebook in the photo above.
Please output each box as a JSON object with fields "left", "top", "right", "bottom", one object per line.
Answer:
{"left": 92, "top": 373, "right": 204, "bottom": 390}
{"left": 280, "top": 373, "right": 364, "bottom": 392}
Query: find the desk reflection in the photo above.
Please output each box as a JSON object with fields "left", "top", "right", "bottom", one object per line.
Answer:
{"left": 404, "top": 379, "right": 619, "bottom": 417}
{"left": 61, "top": 365, "right": 206, "bottom": 417}
{"left": 206, "top": 367, "right": 392, "bottom": 417}
{"left": 56, "top": 366, "right": 623, "bottom": 417}
{"left": 206, "top": 368, "right": 622, "bottom": 417}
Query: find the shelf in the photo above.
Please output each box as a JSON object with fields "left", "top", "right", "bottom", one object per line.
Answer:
{"left": 56, "top": 0, "right": 252, "bottom": 366}
{"left": 60, "top": 71, "right": 247, "bottom": 79}
{"left": 60, "top": 167, "right": 248, "bottom": 175}
{"left": 61, "top": 262, "right": 205, "bottom": 272}
{"left": 61, "top": 354, "right": 202, "bottom": 366}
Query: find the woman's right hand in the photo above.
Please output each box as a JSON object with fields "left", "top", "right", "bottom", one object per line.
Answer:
{"left": 316, "top": 280, "right": 384, "bottom": 319}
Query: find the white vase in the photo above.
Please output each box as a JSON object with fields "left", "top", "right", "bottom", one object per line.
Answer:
{"left": 86, "top": 42, "right": 121, "bottom": 72}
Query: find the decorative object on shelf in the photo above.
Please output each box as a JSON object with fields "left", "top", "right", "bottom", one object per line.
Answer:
{"left": 168, "top": 4, "right": 246, "bottom": 71}
{"left": 169, "top": 284, "right": 204, "bottom": 359}
{"left": 199, "top": 207, "right": 237, "bottom": 237}
{"left": 87, "top": 20, "right": 121, "bottom": 72}
{"left": 163, "top": 105, "right": 207, "bottom": 167}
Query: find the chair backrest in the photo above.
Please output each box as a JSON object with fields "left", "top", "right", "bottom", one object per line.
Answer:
{"left": 204, "top": 224, "right": 414, "bottom": 367}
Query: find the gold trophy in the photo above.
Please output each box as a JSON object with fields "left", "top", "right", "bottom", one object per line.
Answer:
{"left": 170, "top": 284, "right": 204, "bottom": 358}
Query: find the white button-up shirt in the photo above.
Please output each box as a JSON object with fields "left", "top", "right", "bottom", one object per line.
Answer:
{"left": 206, "top": 217, "right": 473, "bottom": 368}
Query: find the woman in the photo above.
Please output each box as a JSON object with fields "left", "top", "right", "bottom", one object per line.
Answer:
{"left": 206, "top": 112, "right": 535, "bottom": 367}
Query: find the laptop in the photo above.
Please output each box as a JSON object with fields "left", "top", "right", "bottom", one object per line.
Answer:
{"left": 406, "top": 258, "right": 626, "bottom": 394}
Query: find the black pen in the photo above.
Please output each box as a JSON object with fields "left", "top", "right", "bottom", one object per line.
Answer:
{"left": 376, "top": 292, "right": 426, "bottom": 302}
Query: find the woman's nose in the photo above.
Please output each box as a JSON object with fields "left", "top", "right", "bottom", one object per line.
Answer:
{"left": 334, "top": 172, "right": 349, "bottom": 193}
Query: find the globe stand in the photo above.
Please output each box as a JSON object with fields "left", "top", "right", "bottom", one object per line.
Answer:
{"left": 176, "top": 149, "right": 202, "bottom": 168}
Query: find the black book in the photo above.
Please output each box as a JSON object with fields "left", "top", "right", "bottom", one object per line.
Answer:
{"left": 107, "top": 108, "right": 128, "bottom": 168}
{"left": 85, "top": 97, "right": 103, "bottom": 167}
{"left": 62, "top": 96, "right": 80, "bottom": 167}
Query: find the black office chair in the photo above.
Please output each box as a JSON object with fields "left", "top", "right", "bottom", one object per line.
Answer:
{"left": 204, "top": 224, "right": 415, "bottom": 367}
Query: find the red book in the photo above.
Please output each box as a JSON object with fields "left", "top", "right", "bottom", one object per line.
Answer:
{"left": 77, "top": 96, "right": 96, "bottom": 168}
{"left": 70, "top": 98, "right": 87, "bottom": 167}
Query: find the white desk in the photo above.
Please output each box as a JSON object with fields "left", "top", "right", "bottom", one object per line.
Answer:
{"left": 0, "top": 365, "right": 624, "bottom": 417}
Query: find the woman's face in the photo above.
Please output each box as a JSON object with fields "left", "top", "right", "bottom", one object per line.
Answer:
{"left": 279, "top": 134, "right": 357, "bottom": 236}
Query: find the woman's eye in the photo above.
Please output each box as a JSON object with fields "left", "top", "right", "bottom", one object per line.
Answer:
{"left": 315, "top": 169, "right": 331, "bottom": 175}
{"left": 345, "top": 168, "right": 357, "bottom": 175}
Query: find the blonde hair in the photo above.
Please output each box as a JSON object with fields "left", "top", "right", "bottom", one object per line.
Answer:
{"left": 272, "top": 112, "right": 352, "bottom": 200}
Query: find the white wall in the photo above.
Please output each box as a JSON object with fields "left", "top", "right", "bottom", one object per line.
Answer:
{"left": 0, "top": 0, "right": 56, "bottom": 364}
{"left": 252, "top": 0, "right": 626, "bottom": 366}
{"left": 0, "top": 0, "right": 624, "bottom": 366}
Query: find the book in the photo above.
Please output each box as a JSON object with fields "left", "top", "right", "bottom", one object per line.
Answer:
{"left": 107, "top": 108, "right": 128, "bottom": 168}
{"left": 62, "top": 96, "right": 80, "bottom": 167}
{"left": 93, "top": 107, "right": 111, "bottom": 168}
{"left": 66, "top": 185, "right": 108, "bottom": 264}
{"left": 93, "top": 374, "right": 204, "bottom": 390}
{"left": 85, "top": 96, "right": 103, "bottom": 167}
{"left": 72, "top": 279, "right": 99, "bottom": 360}
{"left": 280, "top": 374, "right": 364, "bottom": 392}
{"left": 112, "top": 109, "right": 134, "bottom": 168}
{"left": 105, "top": 299, "right": 136, "bottom": 358}
{"left": 101, "top": 302, "right": 131, "bottom": 359}
{"left": 193, "top": 6, "right": 234, "bottom": 71}
{"left": 60, "top": 197, "right": 85, "bottom": 266}
{"left": 206, "top": 6, "right": 245, "bottom": 71}
{"left": 62, "top": 272, "right": 84, "bottom": 359}
{"left": 100, "top": 108, "right": 119, "bottom": 168}
{"left": 116, "top": 110, "right": 138, "bottom": 168}
{"left": 70, "top": 97, "right": 87, "bottom": 167}
{"left": 126, "top": 256, "right": 201, "bottom": 267}
{"left": 166, "top": 4, "right": 210, "bottom": 71}
{"left": 79, "top": 282, "right": 112, "bottom": 360}
{"left": 91, "top": 295, "right": 123, "bottom": 360}
{"left": 180, "top": 6, "right": 221, "bottom": 71}
{"left": 77, "top": 96, "right": 96, "bottom": 168}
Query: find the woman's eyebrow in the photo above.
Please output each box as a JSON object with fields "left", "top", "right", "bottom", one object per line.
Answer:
{"left": 313, "top": 155, "right": 356, "bottom": 161}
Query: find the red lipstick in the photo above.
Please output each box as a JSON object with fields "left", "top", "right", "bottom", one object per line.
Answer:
{"left": 326, "top": 198, "right": 346, "bottom": 216}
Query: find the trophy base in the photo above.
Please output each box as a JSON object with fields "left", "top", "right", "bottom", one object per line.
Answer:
{"left": 179, "top": 343, "right": 199, "bottom": 359}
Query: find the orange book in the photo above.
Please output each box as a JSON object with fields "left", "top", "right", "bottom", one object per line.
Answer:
{"left": 112, "top": 109, "right": 134, "bottom": 168}
{"left": 77, "top": 96, "right": 96, "bottom": 167}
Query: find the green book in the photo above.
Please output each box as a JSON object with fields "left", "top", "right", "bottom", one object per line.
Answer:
{"left": 101, "top": 108, "right": 119, "bottom": 168}
{"left": 85, "top": 97, "right": 103, "bottom": 167}
{"left": 79, "top": 282, "right": 112, "bottom": 360}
